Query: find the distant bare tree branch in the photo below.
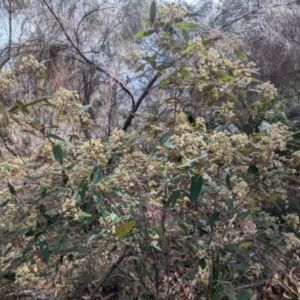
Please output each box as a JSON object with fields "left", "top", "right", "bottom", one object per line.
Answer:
{"left": 42, "top": 0, "right": 136, "bottom": 110}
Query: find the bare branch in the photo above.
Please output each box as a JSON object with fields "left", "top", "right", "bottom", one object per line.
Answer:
{"left": 75, "top": 8, "right": 100, "bottom": 47}
{"left": 90, "top": 250, "right": 135, "bottom": 300}
{"left": 42, "top": 0, "right": 136, "bottom": 110}
{"left": 4, "top": 289, "right": 62, "bottom": 300}
{"left": 0, "top": 0, "right": 12, "bottom": 69}
{"left": 122, "top": 73, "right": 158, "bottom": 132}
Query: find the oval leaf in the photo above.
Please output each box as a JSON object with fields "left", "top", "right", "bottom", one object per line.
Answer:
{"left": 92, "top": 170, "right": 103, "bottom": 185}
{"left": 176, "top": 22, "right": 199, "bottom": 30}
{"left": 8, "top": 183, "right": 16, "bottom": 195}
{"left": 65, "top": 246, "right": 90, "bottom": 254}
{"left": 190, "top": 174, "right": 203, "bottom": 203}
{"left": 41, "top": 243, "right": 50, "bottom": 263}
{"left": 75, "top": 105, "right": 91, "bottom": 115}
{"left": 150, "top": 1, "right": 156, "bottom": 22}
{"left": 135, "top": 29, "right": 156, "bottom": 38}
{"left": 0, "top": 103, "right": 9, "bottom": 128}
{"left": 180, "top": 67, "right": 190, "bottom": 78}
{"left": 237, "top": 290, "right": 253, "bottom": 300}
{"left": 47, "top": 134, "right": 65, "bottom": 142}
{"left": 165, "top": 190, "right": 181, "bottom": 207}
{"left": 52, "top": 145, "right": 63, "bottom": 165}
{"left": 247, "top": 165, "right": 259, "bottom": 175}
{"left": 116, "top": 220, "right": 136, "bottom": 239}
{"left": 235, "top": 50, "right": 248, "bottom": 61}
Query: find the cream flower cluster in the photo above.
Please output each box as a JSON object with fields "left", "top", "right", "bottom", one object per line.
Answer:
{"left": 0, "top": 157, "right": 24, "bottom": 178}
{"left": 77, "top": 139, "right": 107, "bottom": 163}
{"left": 261, "top": 122, "right": 290, "bottom": 152}
{"left": 257, "top": 82, "right": 278, "bottom": 100}
{"left": 61, "top": 197, "right": 80, "bottom": 220}
{"left": 15, "top": 263, "right": 38, "bottom": 287}
{"left": 0, "top": 70, "right": 16, "bottom": 93}
{"left": 215, "top": 35, "right": 242, "bottom": 54}
{"left": 53, "top": 87, "right": 80, "bottom": 106}
{"left": 19, "top": 55, "right": 39, "bottom": 71}
{"left": 1, "top": 202, "right": 17, "bottom": 229}
{"left": 157, "top": 3, "right": 188, "bottom": 20}
{"left": 245, "top": 262, "right": 263, "bottom": 280}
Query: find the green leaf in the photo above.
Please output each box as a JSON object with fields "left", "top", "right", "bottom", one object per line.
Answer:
{"left": 223, "top": 291, "right": 237, "bottom": 300}
{"left": 92, "top": 191, "right": 102, "bottom": 203}
{"left": 217, "top": 71, "right": 234, "bottom": 83}
{"left": 237, "top": 290, "right": 253, "bottom": 300}
{"left": 41, "top": 243, "right": 50, "bottom": 263}
{"left": 235, "top": 50, "right": 248, "bottom": 61}
{"left": 180, "top": 67, "right": 190, "bottom": 78}
{"left": 23, "top": 98, "right": 49, "bottom": 108}
{"left": 87, "top": 230, "right": 106, "bottom": 242}
{"left": 238, "top": 211, "right": 250, "bottom": 219}
{"left": 116, "top": 220, "right": 136, "bottom": 239}
{"left": 38, "top": 272, "right": 52, "bottom": 277}
{"left": 159, "top": 131, "right": 172, "bottom": 144}
{"left": 59, "top": 111, "right": 67, "bottom": 120}
{"left": 35, "top": 74, "right": 48, "bottom": 80}
{"left": 202, "top": 84, "right": 215, "bottom": 93}
{"left": 176, "top": 22, "right": 198, "bottom": 30}
{"left": 238, "top": 242, "right": 252, "bottom": 249}
{"left": 187, "top": 114, "right": 196, "bottom": 126}
{"left": 8, "top": 182, "right": 16, "bottom": 195}
{"left": 190, "top": 174, "right": 203, "bottom": 203}
{"left": 8, "top": 105, "right": 20, "bottom": 114}
{"left": 78, "top": 178, "right": 89, "bottom": 199}
{"left": 149, "top": 1, "right": 156, "bottom": 22}
{"left": 16, "top": 100, "right": 30, "bottom": 114}
{"left": 62, "top": 170, "right": 68, "bottom": 184}
{"left": 247, "top": 165, "right": 259, "bottom": 175}
{"left": 159, "top": 78, "right": 170, "bottom": 88}
{"left": 92, "top": 170, "right": 103, "bottom": 185}
{"left": 207, "top": 212, "right": 220, "bottom": 226}
{"left": 47, "top": 134, "right": 65, "bottom": 141}
{"left": 135, "top": 64, "right": 145, "bottom": 72}
{"left": 75, "top": 105, "right": 91, "bottom": 114}
{"left": 186, "top": 13, "right": 198, "bottom": 17}
{"left": 53, "top": 242, "right": 63, "bottom": 255}
{"left": 232, "top": 263, "right": 247, "bottom": 270}
{"left": 52, "top": 145, "right": 63, "bottom": 165}
{"left": 0, "top": 103, "right": 9, "bottom": 128}
{"left": 1, "top": 272, "right": 16, "bottom": 281}
{"left": 178, "top": 157, "right": 200, "bottom": 168}
{"left": 182, "top": 29, "right": 189, "bottom": 42}
{"left": 19, "top": 211, "right": 29, "bottom": 222}
{"left": 143, "top": 54, "right": 157, "bottom": 69}
{"left": 225, "top": 173, "right": 231, "bottom": 189}
{"left": 224, "top": 199, "right": 234, "bottom": 210}
{"left": 199, "top": 258, "right": 206, "bottom": 269}
{"left": 0, "top": 199, "right": 10, "bottom": 207}
{"left": 77, "top": 211, "right": 92, "bottom": 218}
{"left": 65, "top": 246, "right": 90, "bottom": 254}
{"left": 135, "top": 29, "right": 156, "bottom": 38}
{"left": 41, "top": 187, "right": 47, "bottom": 197}
{"left": 165, "top": 190, "right": 181, "bottom": 207}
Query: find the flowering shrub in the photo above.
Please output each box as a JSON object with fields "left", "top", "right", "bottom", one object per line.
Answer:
{"left": 0, "top": 2, "right": 299, "bottom": 299}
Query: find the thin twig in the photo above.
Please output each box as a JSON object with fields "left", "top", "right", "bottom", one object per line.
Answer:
{"left": 236, "top": 281, "right": 266, "bottom": 291}
{"left": 90, "top": 250, "right": 135, "bottom": 300}
{"left": 4, "top": 289, "right": 62, "bottom": 300}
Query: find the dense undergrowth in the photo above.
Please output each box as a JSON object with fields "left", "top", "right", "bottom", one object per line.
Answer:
{"left": 0, "top": 2, "right": 300, "bottom": 300}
